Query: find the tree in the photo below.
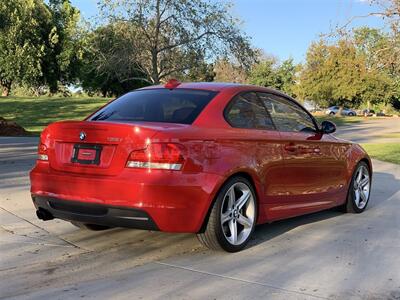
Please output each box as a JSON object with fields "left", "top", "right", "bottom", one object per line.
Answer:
{"left": 184, "top": 61, "right": 215, "bottom": 82}
{"left": 299, "top": 40, "right": 364, "bottom": 107}
{"left": 248, "top": 57, "right": 297, "bottom": 97}
{"left": 276, "top": 58, "right": 297, "bottom": 97}
{"left": 79, "top": 23, "right": 148, "bottom": 96}
{"left": 0, "top": 0, "right": 82, "bottom": 96}
{"left": 0, "top": 0, "right": 52, "bottom": 96}
{"left": 248, "top": 57, "right": 279, "bottom": 88}
{"left": 214, "top": 58, "right": 248, "bottom": 83}
{"left": 42, "top": 0, "right": 82, "bottom": 93}
{"left": 323, "top": 0, "right": 400, "bottom": 110}
{"left": 361, "top": 70, "right": 394, "bottom": 107}
{"left": 338, "top": 0, "right": 399, "bottom": 33}
{"left": 96, "top": 0, "right": 256, "bottom": 84}
{"left": 353, "top": 27, "right": 398, "bottom": 107}
{"left": 299, "top": 35, "right": 397, "bottom": 109}
{"left": 334, "top": 0, "right": 399, "bottom": 85}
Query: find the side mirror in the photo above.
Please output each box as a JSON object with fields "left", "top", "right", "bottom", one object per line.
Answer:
{"left": 320, "top": 120, "right": 336, "bottom": 134}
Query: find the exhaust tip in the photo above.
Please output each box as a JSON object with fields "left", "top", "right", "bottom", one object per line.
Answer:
{"left": 36, "top": 208, "right": 54, "bottom": 221}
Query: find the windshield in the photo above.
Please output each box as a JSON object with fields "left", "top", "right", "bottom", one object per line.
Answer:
{"left": 90, "top": 89, "right": 218, "bottom": 125}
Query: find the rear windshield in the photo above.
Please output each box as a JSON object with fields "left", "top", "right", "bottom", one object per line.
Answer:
{"left": 89, "top": 89, "right": 218, "bottom": 124}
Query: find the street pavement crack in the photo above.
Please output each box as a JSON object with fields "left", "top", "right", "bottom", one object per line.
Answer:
{"left": 0, "top": 206, "right": 90, "bottom": 251}
{"left": 155, "top": 261, "right": 329, "bottom": 300}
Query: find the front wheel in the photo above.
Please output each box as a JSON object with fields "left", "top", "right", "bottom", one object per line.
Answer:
{"left": 197, "top": 176, "right": 257, "bottom": 252}
{"left": 345, "top": 162, "right": 371, "bottom": 213}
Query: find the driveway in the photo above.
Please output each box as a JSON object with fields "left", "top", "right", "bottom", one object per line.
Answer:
{"left": 334, "top": 117, "right": 400, "bottom": 144}
{"left": 1, "top": 122, "right": 400, "bottom": 299}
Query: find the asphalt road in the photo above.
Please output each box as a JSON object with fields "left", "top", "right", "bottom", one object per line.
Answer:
{"left": 334, "top": 117, "right": 400, "bottom": 144}
{"left": 1, "top": 119, "right": 400, "bottom": 300}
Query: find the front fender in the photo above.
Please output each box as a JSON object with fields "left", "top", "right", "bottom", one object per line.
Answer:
{"left": 346, "top": 143, "right": 372, "bottom": 186}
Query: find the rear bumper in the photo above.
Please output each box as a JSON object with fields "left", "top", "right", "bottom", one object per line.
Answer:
{"left": 33, "top": 196, "right": 159, "bottom": 230}
{"left": 30, "top": 162, "right": 224, "bottom": 232}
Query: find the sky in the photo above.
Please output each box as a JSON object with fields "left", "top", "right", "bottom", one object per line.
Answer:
{"left": 71, "top": 0, "right": 385, "bottom": 63}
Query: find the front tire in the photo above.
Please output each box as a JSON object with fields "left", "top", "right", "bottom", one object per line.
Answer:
{"left": 197, "top": 176, "right": 257, "bottom": 252}
{"left": 345, "top": 162, "right": 371, "bottom": 213}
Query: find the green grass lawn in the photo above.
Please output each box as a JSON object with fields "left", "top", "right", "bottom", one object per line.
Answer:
{"left": 0, "top": 96, "right": 110, "bottom": 135}
{"left": 361, "top": 143, "right": 400, "bottom": 165}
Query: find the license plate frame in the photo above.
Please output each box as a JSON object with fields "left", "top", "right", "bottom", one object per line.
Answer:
{"left": 71, "top": 144, "right": 102, "bottom": 165}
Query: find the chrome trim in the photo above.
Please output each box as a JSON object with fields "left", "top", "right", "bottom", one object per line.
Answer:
{"left": 118, "top": 216, "right": 149, "bottom": 221}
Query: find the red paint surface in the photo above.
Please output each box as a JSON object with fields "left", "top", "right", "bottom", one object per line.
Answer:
{"left": 30, "top": 83, "right": 372, "bottom": 232}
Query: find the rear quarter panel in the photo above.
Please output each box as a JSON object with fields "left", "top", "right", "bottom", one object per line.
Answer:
{"left": 153, "top": 126, "right": 285, "bottom": 224}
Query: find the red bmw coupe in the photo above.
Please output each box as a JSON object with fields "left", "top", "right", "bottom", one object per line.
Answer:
{"left": 30, "top": 80, "right": 372, "bottom": 252}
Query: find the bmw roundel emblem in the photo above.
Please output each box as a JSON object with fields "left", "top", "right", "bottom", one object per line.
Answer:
{"left": 79, "top": 131, "right": 86, "bottom": 141}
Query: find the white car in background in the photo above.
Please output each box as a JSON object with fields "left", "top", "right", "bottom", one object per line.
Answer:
{"left": 325, "top": 106, "right": 357, "bottom": 116}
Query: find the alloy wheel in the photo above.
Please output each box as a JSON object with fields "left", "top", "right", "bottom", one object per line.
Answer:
{"left": 220, "top": 182, "right": 255, "bottom": 246}
{"left": 353, "top": 165, "right": 370, "bottom": 209}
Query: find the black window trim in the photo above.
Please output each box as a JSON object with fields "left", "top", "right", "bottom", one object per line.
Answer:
{"left": 255, "top": 91, "right": 320, "bottom": 133}
{"left": 223, "top": 91, "right": 277, "bottom": 131}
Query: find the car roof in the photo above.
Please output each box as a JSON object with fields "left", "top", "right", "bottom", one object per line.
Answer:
{"left": 137, "top": 81, "right": 291, "bottom": 97}
{"left": 138, "top": 82, "right": 239, "bottom": 92}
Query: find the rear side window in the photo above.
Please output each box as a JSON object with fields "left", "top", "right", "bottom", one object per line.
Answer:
{"left": 89, "top": 89, "right": 218, "bottom": 124}
{"left": 224, "top": 92, "right": 275, "bottom": 130}
{"left": 257, "top": 93, "right": 317, "bottom": 133}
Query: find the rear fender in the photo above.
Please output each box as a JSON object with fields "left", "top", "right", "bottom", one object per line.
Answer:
{"left": 199, "top": 167, "right": 266, "bottom": 232}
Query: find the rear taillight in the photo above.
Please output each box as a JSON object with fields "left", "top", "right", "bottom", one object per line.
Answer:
{"left": 38, "top": 143, "right": 48, "bottom": 161}
{"left": 126, "top": 143, "right": 185, "bottom": 170}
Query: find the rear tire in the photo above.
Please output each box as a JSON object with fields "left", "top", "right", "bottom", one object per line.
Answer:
{"left": 197, "top": 176, "right": 257, "bottom": 252}
{"left": 343, "top": 162, "right": 371, "bottom": 213}
{"left": 70, "top": 221, "right": 111, "bottom": 231}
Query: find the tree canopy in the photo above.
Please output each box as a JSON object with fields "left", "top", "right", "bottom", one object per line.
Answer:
{"left": 298, "top": 28, "right": 398, "bottom": 108}
{"left": 0, "top": 0, "right": 50, "bottom": 95}
{"left": 0, "top": 0, "right": 81, "bottom": 96}
{"left": 94, "top": 0, "right": 256, "bottom": 84}
{"left": 0, "top": 0, "right": 398, "bottom": 112}
{"left": 79, "top": 22, "right": 148, "bottom": 96}
{"left": 248, "top": 57, "right": 297, "bottom": 97}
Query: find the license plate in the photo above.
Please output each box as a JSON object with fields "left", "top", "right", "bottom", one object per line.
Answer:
{"left": 71, "top": 144, "right": 102, "bottom": 165}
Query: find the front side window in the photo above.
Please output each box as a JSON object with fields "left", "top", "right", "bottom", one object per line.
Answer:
{"left": 257, "top": 93, "right": 316, "bottom": 133}
{"left": 224, "top": 92, "right": 275, "bottom": 130}
{"left": 89, "top": 89, "right": 218, "bottom": 125}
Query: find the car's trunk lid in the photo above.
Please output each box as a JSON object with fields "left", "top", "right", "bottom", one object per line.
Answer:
{"left": 45, "top": 120, "right": 161, "bottom": 176}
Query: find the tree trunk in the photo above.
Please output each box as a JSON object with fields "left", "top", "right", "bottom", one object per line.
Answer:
{"left": 1, "top": 86, "right": 10, "bottom": 97}
{"left": 1, "top": 79, "right": 12, "bottom": 96}
{"left": 151, "top": 50, "right": 160, "bottom": 84}
{"left": 151, "top": 0, "right": 161, "bottom": 85}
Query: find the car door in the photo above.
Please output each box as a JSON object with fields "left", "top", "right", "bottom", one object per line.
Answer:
{"left": 257, "top": 92, "right": 348, "bottom": 219}
{"left": 223, "top": 92, "right": 287, "bottom": 223}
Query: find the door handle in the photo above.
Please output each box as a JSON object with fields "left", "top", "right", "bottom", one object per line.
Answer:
{"left": 284, "top": 144, "right": 297, "bottom": 152}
